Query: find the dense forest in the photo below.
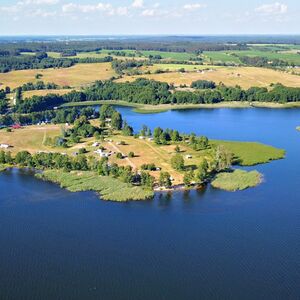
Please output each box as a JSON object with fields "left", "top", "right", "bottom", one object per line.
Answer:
{"left": 7, "top": 79, "right": 300, "bottom": 115}
{"left": 0, "top": 40, "right": 248, "bottom": 55}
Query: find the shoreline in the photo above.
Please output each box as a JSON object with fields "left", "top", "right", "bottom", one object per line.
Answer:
{"left": 61, "top": 100, "right": 300, "bottom": 114}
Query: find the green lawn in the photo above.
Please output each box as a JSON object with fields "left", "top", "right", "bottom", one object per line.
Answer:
{"left": 211, "top": 169, "right": 262, "bottom": 191}
{"left": 36, "top": 170, "right": 154, "bottom": 202}
{"left": 212, "top": 140, "right": 285, "bottom": 166}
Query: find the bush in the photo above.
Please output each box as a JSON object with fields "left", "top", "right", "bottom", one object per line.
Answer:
{"left": 116, "top": 152, "right": 123, "bottom": 159}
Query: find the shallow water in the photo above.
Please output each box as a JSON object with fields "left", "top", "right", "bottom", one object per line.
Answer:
{"left": 0, "top": 107, "right": 299, "bottom": 299}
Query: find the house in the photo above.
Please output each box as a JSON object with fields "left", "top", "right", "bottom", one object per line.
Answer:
{"left": 148, "top": 137, "right": 154, "bottom": 141}
{"left": 0, "top": 144, "right": 10, "bottom": 149}
{"left": 94, "top": 149, "right": 103, "bottom": 155}
{"left": 92, "top": 142, "right": 100, "bottom": 147}
{"left": 185, "top": 155, "right": 192, "bottom": 159}
{"left": 94, "top": 149, "right": 110, "bottom": 157}
{"left": 139, "top": 136, "right": 145, "bottom": 140}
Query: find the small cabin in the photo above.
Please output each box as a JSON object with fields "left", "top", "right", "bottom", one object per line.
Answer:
{"left": 185, "top": 155, "right": 192, "bottom": 159}
{"left": 0, "top": 144, "right": 10, "bottom": 149}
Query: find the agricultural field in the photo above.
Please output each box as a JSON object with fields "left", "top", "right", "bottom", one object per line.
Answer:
{"left": 143, "top": 64, "right": 221, "bottom": 72}
{"left": 229, "top": 49, "right": 300, "bottom": 65}
{"left": 0, "top": 62, "right": 116, "bottom": 89}
{"left": 118, "top": 66, "right": 300, "bottom": 88}
{"left": 46, "top": 49, "right": 198, "bottom": 61}
{"left": 202, "top": 51, "right": 241, "bottom": 64}
{"left": 22, "top": 89, "right": 72, "bottom": 99}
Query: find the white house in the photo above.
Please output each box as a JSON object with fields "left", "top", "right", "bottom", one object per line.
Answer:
{"left": 0, "top": 144, "right": 10, "bottom": 149}
{"left": 185, "top": 155, "right": 192, "bottom": 159}
{"left": 94, "top": 149, "right": 110, "bottom": 157}
{"left": 92, "top": 142, "right": 100, "bottom": 147}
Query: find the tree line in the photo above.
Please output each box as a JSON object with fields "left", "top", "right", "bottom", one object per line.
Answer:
{"left": 0, "top": 52, "right": 113, "bottom": 73}
{"left": 10, "top": 79, "right": 300, "bottom": 115}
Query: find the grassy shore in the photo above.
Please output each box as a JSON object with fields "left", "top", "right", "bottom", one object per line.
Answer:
{"left": 211, "top": 169, "right": 262, "bottom": 191}
{"left": 61, "top": 100, "right": 300, "bottom": 114}
{"left": 297, "top": 126, "right": 300, "bottom": 131}
{"left": 212, "top": 140, "right": 285, "bottom": 166}
{"left": 36, "top": 170, "right": 154, "bottom": 202}
{"left": 0, "top": 165, "right": 7, "bottom": 172}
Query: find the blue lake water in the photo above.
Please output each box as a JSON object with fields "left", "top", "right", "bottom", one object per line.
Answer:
{"left": 0, "top": 107, "right": 299, "bottom": 299}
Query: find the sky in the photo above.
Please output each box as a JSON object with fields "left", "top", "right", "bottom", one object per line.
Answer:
{"left": 0, "top": 0, "right": 299, "bottom": 35}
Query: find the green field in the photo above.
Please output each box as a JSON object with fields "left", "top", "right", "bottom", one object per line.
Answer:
{"left": 46, "top": 49, "right": 198, "bottom": 61}
{"left": 211, "top": 169, "right": 262, "bottom": 191}
{"left": 36, "top": 170, "right": 154, "bottom": 202}
{"left": 212, "top": 140, "right": 285, "bottom": 166}
{"left": 202, "top": 51, "right": 241, "bottom": 64}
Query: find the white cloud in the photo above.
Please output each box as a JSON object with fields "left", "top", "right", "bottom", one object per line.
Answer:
{"left": 18, "top": 0, "right": 59, "bottom": 5}
{"left": 141, "top": 9, "right": 155, "bottom": 16}
{"left": 132, "top": 0, "right": 144, "bottom": 8}
{"left": 183, "top": 3, "right": 207, "bottom": 10}
{"left": 255, "top": 2, "right": 288, "bottom": 15}
{"left": 62, "top": 2, "right": 112, "bottom": 13}
{"left": 115, "top": 6, "right": 129, "bottom": 16}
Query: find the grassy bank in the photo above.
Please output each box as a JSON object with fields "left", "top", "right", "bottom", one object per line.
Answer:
{"left": 0, "top": 165, "right": 7, "bottom": 172}
{"left": 36, "top": 170, "right": 154, "bottom": 202}
{"left": 297, "top": 126, "right": 300, "bottom": 131}
{"left": 61, "top": 100, "right": 300, "bottom": 114}
{"left": 212, "top": 140, "right": 285, "bottom": 166}
{"left": 211, "top": 169, "right": 262, "bottom": 191}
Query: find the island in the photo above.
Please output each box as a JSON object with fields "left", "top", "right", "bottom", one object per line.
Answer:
{"left": 0, "top": 104, "right": 285, "bottom": 201}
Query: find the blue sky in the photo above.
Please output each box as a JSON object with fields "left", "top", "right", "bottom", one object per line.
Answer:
{"left": 0, "top": 0, "right": 299, "bottom": 35}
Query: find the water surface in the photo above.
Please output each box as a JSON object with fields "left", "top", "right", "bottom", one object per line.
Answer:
{"left": 0, "top": 107, "right": 299, "bottom": 299}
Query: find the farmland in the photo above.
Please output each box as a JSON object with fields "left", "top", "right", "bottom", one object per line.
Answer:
{"left": 118, "top": 66, "right": 300, "bottom": 88}
{"left": 0, "top": 62, "right": 116, "bottom": 89}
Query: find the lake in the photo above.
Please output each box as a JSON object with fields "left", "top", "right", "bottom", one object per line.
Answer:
{"left": 0, "top": 107, "right": 299, "bottom": 299}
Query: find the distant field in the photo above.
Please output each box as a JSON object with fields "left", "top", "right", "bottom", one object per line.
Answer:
{"left": 22, "top": 89, "right": 72, "bottom": 98}
{"left": 143, "top": 64, "right": 221, "bottom": 72}
{"left": 201, "top": 46, "right": 300, "bottom": 65}
{"left": 118, "top": 66, "right": 300, "bottom": 88}
{"left": 47, "top": 50, "right": 198, "bottom": 61}
{"left": 0, "top": 63, "right": 116, "bottom": 89}
{"left": 229, "top": 49, "right": 300, "bottom": 65}
{"left": 202, "top": 51, "right": 241, "bottom": 64}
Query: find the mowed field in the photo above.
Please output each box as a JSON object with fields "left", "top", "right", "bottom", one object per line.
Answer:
{"left": 0, "top": 63, "right": 116, "bottom": 89}
{"left": 118, "top": 66, "right": 300, "bottom": 88}
{"left": 22, "top": 89, "right": 72, "bottom": 98}
{"left": 0, "top": 125, "right": 61, "bottom": 154}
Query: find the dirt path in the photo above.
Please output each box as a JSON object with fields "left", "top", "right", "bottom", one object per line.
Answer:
{"left": 108, "top": 142, "right": 136, "bottom": 170}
